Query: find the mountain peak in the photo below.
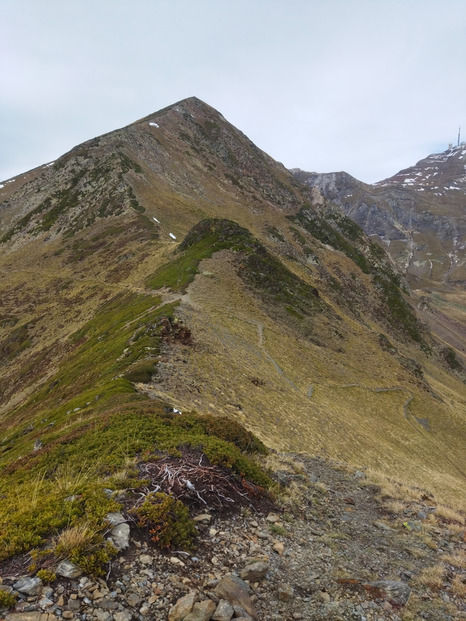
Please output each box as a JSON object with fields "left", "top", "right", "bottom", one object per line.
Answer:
{"left": 375, "top": 143, "right": 466, "bottom": 194}
{"left": 140, "top": 96, "right": 225, "bottom": 126}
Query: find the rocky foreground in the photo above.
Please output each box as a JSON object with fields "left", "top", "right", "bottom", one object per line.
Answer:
{"left": 1, "top": 454, "right": 465, "bottom": 621}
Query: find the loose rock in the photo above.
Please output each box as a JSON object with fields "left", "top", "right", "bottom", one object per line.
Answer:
{"left": 214, "top": 575, "right": 257, "bottom": 620}
{"left": 239, "top": 561, "right": 269, "bottom": 582}
{"left": 168, "top": 591, "right": 198, "bottom": 621}
{"left": 55, "top": 560, "right": 83, "bottom": 579}
{"left": 212, "top": 599, "right": 234, "bottom": 621}
{"left": 184, "top": 599, "right": 216, "bottom": 621}
{"left": 13, "top": 577, "right": 43, "bottom": 596}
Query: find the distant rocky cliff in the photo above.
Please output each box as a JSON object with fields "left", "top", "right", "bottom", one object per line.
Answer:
{"left": 292, "top": 145, "right": 466, "bottom": 284}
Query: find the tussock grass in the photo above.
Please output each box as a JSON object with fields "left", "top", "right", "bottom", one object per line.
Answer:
{"left": 414, "top": 564, "right": 445, "bottom": 589}
{"left": 434, "top": 504, "right": 465, "bottom": 525}
{"left": 441, "top": 553, "right": 466, "bottom": 569}
{"left": 53, "top": 523, "right": 101, "bottom": 559}
{"left": 451, "top": 575, "right": 466, "bottom": 598}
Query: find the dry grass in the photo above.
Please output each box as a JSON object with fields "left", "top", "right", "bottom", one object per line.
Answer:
{"left": 403, "top": 544, "right": 429, "bottom": 559}
{"left": 384, "top": 499, "right": 407, "bottom": 515}
{"left": 441, "top": 553, "right": 466, "bottom": 569}
{"left": 364, "top": 469, "right": 423, "bottom": 503}
{"left": 434, "top": 504, "right": 465, "bottom": 525}
{"left": 53, "top": 523, "right": 100, "bottom": 558}
{"left": 264, "top": 453, "right": 305, "bottom": 475}
{"left": 52, "top": 460, "right": 104, "bottom": 496}
{"left": 451, "top": 574, "right": 466, "bottom": 598}
{"left": 414, "top": 564, "right": 445, "bottom": 589}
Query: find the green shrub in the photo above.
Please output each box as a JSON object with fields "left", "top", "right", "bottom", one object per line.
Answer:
{"left": 130, "top": 492, "right": 197, "bottom": 550}
{"left": 69, "top": 541, "right": 117, "bottom": 577}
{"left": 0, "top": 591, "right": 17, "bottom": 610}
{"left": 36, "top": 569, "right": 56, "bottom": 583}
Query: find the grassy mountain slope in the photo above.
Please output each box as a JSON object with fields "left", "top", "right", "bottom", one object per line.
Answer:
{"left": 0, "top": 98, "right": 464, "bottom": 567}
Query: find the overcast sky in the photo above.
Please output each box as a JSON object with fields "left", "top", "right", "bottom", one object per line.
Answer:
{"left": 1, "top": 0, "right": 465, "bottom": 184}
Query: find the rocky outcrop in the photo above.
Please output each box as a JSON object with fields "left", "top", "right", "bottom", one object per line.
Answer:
{"left": 293, "top": 145, "right": 466, "bottom": 284}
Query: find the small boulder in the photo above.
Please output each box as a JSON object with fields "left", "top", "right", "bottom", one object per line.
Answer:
{"left": 239, "top": 561, "right": 269, "bottom": 582}
{"left": 113, "top": 612, "right": 132, "bottom": 621}
{"left": 214, "top": 574, "right": 257, "bottom": 619}
{"left": 212, "top": 599, "right": 234, "bottom": 621}
{"left": 13, "top": 577, "right": 43, "bottom": 596}
{"left": 277, "top": 582, "right": 294, "bottom": 602}
{"left": 105, "top": 512, "right": 126, "bottom": 526}
{"left": 56, "top": 560, "right": 83, "bottom": 579}
{"left": 365, "top": 580, "right": 411, "bottom": 606}
{"left": 110, "top": 522, "right": 130, "bottom": 550}
{"left": 272, "top": 541, "right": 285, "bottom": 555}
{"left": 184, "top": 599, "right": 216, "bottom": 621}
{"left": 168, "top": 591, "right": 197, "bottom": 621}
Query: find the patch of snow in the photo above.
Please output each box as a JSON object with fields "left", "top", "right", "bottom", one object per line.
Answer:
{"left": 169, "top": 232, "right": 177, "bottom": 240}
{"left": 149, "top": 122, "right": 159, "bottom": 128}
{"left": 0, "top": 184, "right": 4, "bottom": 189}
{"left": 153, "top": 216, "right": 160, "bottom": 223}
{"left": 416, "top": 188, "right": 425, "bottom": 191}
{"left": 45, "top": 161, "right": 55, "bottom": 167}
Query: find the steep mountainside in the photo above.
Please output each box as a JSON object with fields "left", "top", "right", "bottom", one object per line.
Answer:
{"left": 292, "top": 145, "right": 466, "bottom": 286}
{"left": 0, "top": 98, "right": 464, "bottom": 615}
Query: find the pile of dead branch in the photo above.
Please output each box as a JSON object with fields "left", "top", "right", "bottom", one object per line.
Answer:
{"left": 128, "top": 449, "right": 274, "bottom": 515}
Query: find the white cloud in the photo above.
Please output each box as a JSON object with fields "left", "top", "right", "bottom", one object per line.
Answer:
{"left": 1, "top": 0, "right": 465, "bottom": 183}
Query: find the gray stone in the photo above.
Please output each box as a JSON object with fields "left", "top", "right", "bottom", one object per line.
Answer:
{"left": 97, "top": 598, "right": 119, "bottom": 610}
{"left": 41, "top": 587, "right": 54, "bottom": 600}
{"left": 66, "top": 597, "right": 81, "bottom": 611}
{"left": 365, "top": 580, "right": 411, "bottom": 606}
{"left": 94, "top": 611, "right": 113, "bottom": 621}
{"left": 214, "top": 575, "right": 257, "bottom": 619}
{"left": 126, "top": 593, "right": 142, "bottom": 608}
{"left": 0, "top": 585, "right": 13, "bottom": 594}
{"left": 105, "top": 512, "right": 126, "bottom": 526}
{"left": 212, "top": 599, "right": 234, "bottom": 621}
{"left": 184, "top": 599, "right": 216, "bottom": 621}
{"left": 373, "top": 521, "right": 395, "bottom": 532}
{"left": 110, "top": 522, "right": 131, "bottom": 550}
{"left": 56, "top": 560, "right": 83, "bottom": 579}
{"left": 114, "top": 612, "right": 133, "bottom": 621}
{"left": 239, "top": 561, "right": 269, "bottom": 582}
{"left": 13, "top": 577, "right": 43, "bottom": 596}
{"left": 168, "top": 591, "right": 197, "bottom": 621}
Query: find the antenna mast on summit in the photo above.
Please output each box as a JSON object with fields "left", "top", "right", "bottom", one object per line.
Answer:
{"left": 458, "top": 125, "right": 461, "bottom": 146}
